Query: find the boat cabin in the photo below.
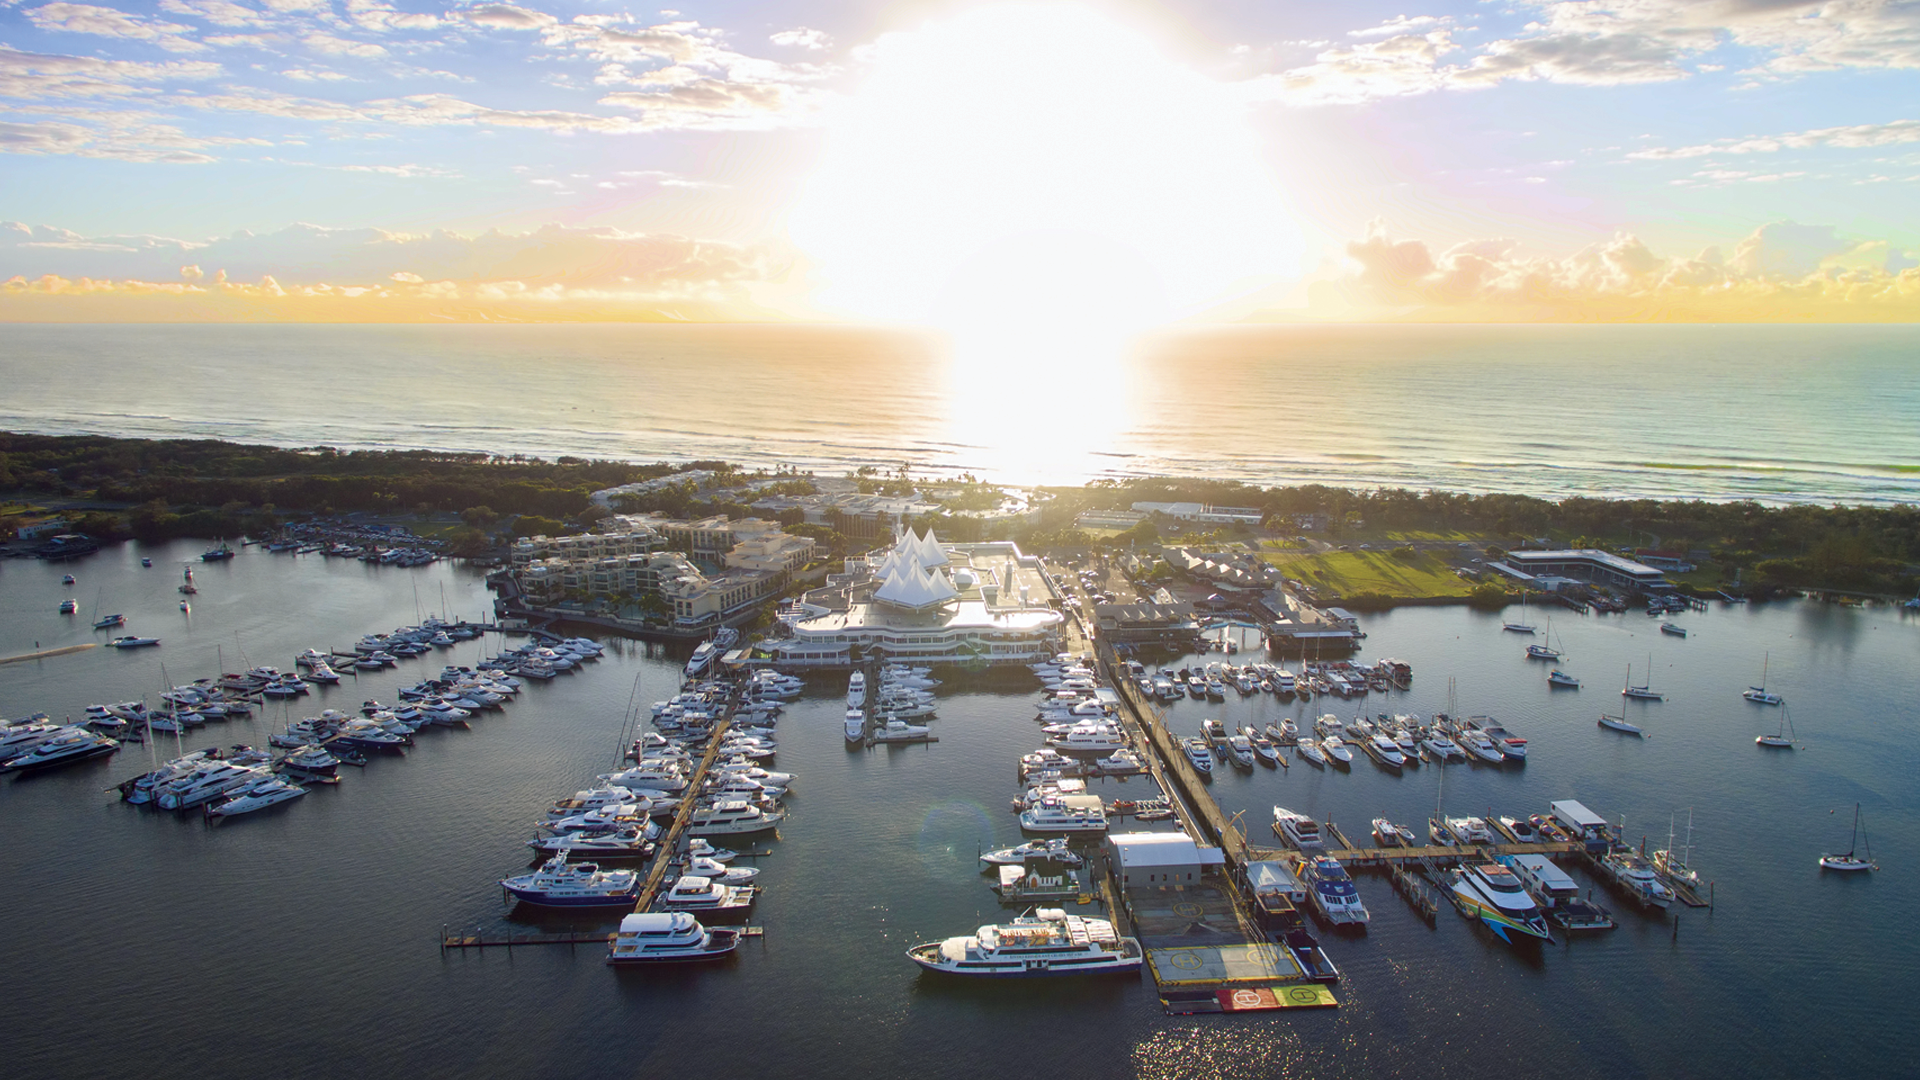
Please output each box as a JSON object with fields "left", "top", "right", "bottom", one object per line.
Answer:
{"left": 1504, "top": 854, "right": 1579, "bottom": 907}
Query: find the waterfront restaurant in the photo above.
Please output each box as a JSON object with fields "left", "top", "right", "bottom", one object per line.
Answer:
{"left": 767, "top": 529, "right": 1066, "bottom": 668}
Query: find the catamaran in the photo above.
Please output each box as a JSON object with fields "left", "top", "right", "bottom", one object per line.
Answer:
{"left": 1743, "top": 652, "right": 1784, "bottom": 705}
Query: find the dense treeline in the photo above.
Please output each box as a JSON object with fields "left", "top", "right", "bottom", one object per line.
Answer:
{"left": 0, "top": 434, "right": 699, "bottom": 527}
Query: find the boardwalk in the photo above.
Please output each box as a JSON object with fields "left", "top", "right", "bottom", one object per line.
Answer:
{"left": 632, "top": 699, "right": 736, "bottom": 912}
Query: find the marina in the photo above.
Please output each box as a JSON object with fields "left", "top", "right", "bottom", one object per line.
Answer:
{"left": 0, "top": 534, "right": 1913, "bottom": 1078}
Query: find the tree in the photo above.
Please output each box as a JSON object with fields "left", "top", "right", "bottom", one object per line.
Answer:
{"left": 461, "top": 505, "right": 499, "bottom": 529}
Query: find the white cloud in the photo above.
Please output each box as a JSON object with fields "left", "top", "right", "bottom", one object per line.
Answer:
{"left": 459, "top": 3, "right": 556, "bottom": 30}
{"left": 344, "top": 0, "right": 444, "bottom": 32}
{"left": 0, "top": 46, "right": 222, "bottom": 100}
{"left": 770, "top": 27, "right": 830, "bottom": 50}
{"left": 1349, "top": 15, "right": 1450, "bottom": 39}
{"left": 157, "top": 0, "right": 268, "bottom": 29}
{"left": 27, "top": 2, "right": 209, "bottom": 53}
{"left": 304, "top": 31, "right": 388, "bottom": 58}
{"left": 1629, "top": 118, "right": 1920, "bottom": 159}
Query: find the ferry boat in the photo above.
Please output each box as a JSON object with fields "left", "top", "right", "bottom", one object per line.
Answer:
{"left": 1297, "top": 855, "right": 1370, "bottom": 928}
{"left": 906, "top": 908, "right": 1143, "bottom": 977}
{"left": 1451, "top": 862, "right": 1555, "bottom": 942}
{"left": 605, "top": 912, "right": 740, "bottom": 965}
{"left": 1273, "top": 806, "right": 1324, "bottom": 851}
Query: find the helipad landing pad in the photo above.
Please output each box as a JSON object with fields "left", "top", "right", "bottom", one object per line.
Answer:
{"left": 1217, "top": 985, "right": 1339, "bottom": 1011}
{"left": 1146, "top": 942, "right": 1307, "bottom": 986}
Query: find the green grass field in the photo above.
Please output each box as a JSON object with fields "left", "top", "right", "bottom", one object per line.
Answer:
{"left": 1262, "top": 549, "right": 1476, "bottom": 600}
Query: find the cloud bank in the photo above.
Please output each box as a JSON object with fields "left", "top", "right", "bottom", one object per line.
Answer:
{"left": 1292, "top": 220, "right": 1920, "bottom": 322}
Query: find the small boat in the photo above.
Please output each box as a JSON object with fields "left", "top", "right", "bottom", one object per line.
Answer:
{"left": 905, "top": 909, "right": 1143, "bottom": 977}
{"left": 1660, "top": 622, "right": 1687, "bottom": 637}
{"left": 1597, "top": 711, "right": 1644, "bottom": 736}
{"left": 1603, "top": 851, "right": 1675, "bottom": 907}
{"left": 1621, "top": 661, "right": 1663, "bottom": 701}
{"left": 1819, "top": 804, "right": 1878, "bottom": 872}
{"left": 1371, "top": 817, "right": 1403, "bottom": 847}
{"left": 58, "top": 599, "right": 79, "bottom": 614}
{"left": 1362, "top": 733, "right": 1405, "bottom": 770}
{"left": 1547, "top": 669, "right": 1581, "bottom": 688}
{"left": 141, "top": 557, "right": 153, "bottom": 567}
{"left": 1495, "top": 816, "right": 1539, "bottom": 844}
{"left": 201, "top": 543, "right": 236, "bottom": 561}
{"left": 605, "top": 912, "right": 740, "bottom": 965}
{"left": 62, "top": 574, "right": 76, "bottom": 585}
{"left": 106, "top": 636, "right": 161, "bottom": 649}
{"left": 93, "top": 613, "right": 126, "bottom": 629}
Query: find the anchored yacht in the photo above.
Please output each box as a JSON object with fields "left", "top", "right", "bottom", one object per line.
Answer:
{"left": 906, "top": 909, "right": 1142, "bottom": 977}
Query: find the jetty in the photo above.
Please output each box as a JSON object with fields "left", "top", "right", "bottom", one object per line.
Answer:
{"left": 0, "top": 644, "right": 97, "bottom": 667}
{"left": 632, "top": 697, "right": 737, "bottom": 913}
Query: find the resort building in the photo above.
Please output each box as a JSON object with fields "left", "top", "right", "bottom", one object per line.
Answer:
{"left": 1130, "top": 502, "right": 1266, "bottom": 526}
{"left": 767, "top": 528, "right": 1066, "bottom": 668}
{"left": 1503, "top": 549, "right": 1672, "bottom": 592}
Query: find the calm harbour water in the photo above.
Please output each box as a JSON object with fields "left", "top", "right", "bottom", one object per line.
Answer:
{"left": 2, "top": 548, "right": 1914, "bottom": 1079}
{"left": 4, "top": 322, "right": 1920, "bottom": 503}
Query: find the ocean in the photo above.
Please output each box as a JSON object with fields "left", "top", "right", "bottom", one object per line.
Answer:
{"left": 4, "top": 322, "right": 1918, "bottom": 503}
{"left": 0, "top": 545, "right": 1915, "bottom": 1080}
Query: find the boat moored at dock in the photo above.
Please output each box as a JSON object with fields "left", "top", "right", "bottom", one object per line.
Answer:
{"left": 1450, "top": 862, "right": 1554, "bottom": 943}
{"left": 906, "top": 909, "right": 1143, "bottom": 977}
{"left": 605, "top": 912, "right": 740, "bottom": 965}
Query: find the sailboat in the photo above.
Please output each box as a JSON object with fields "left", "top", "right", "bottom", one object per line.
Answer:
{"left": 1742, "top": 653, "right": 1783, "bottom": 705}
{"left": 1653, "top": 810, "right": 1699, "bottom": 886}
{"left": 1525, "top": 616, "right": 1561, "bottom": 659}
{"left": 1597, "top": 708, "right": 1643, "bottom": 736}
{"left": 1755, "top": 704, "right": 1796, "bottom": 748}
{"left": 1622, "top": 658, "right": 1663, "bottom": 701}
{"left": 1502, "top": 590, "right": 1536, "bottom": 634}
{"left": 1818, "top": 805, "right": 1878, "bottom": 872}
{"left": 1427, "top": 751, "right": 1452, "bottom": 845}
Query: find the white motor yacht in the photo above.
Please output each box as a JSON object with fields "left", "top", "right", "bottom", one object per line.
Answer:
{"left": 1273, "top": 807, "right": 1324, "bottom": 851}
{"left": 1183, "top": 737, "right": 1214, "bottom": 773}
{"left": 1299, "top": 856, "right": 1370, "bottom": 927}
{"left": 684, "top": 856, "right": 759, "bottom": 885}
{"left": 1, "top": 727, "right": 119, "bottom": 771}
{"left": 1320, "top": 735, "right": 1354, "bottom": 766}
{"left": 906, "top": 909, "right": 1143, "bottom": 977}
{"left": 1224, "top": 735, "right": 1256, "bottom": 770}
{"left": 605, "top": 912, "right": 740, "bottom": 965}
{"left": 1018, "top": 795, "right": 1109, "bottom": 833}
{"left": 1445, "top": 816, "right": 1496, "bottom": 845}
{"left": 1603, "top": 851, "right": 1675, "bottom": 907}
{"left": 205, "top": 775, "right": 307, "bottom": 818}
{"left": 687, "top": 798, "right": 786, "bottom": 836}
{"left": 846, "top": 671, "right": 866, "bottom": 708}
{"left": 1296, "top": 737, "right": 1328, "bottom": 767}
{"left": 980, "top": 838, "right": 1083, "bottom": 868}
{"left": 869, "top": 717, "right": 933, "bottom": 743}
{"left": 1363, "top": 734, "right": 1406, "bottom": 770}
{"left": 656, "top": 875, "right": 757, "bottom": 920}
{"left": 1048, "top": 725, "right": 1127, "bottom": 753}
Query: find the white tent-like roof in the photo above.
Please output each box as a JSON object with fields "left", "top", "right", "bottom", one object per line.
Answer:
{"left": 874, "top": 561, "right": 959, "bottom": 611}
{"left": 914, "top": 528, "right": 950, "bottom": 568}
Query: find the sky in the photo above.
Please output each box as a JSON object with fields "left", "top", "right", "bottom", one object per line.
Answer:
{"left": 4, "top": 0, "right": 1920, "bottom": 323}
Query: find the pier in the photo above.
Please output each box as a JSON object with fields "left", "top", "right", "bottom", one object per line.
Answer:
{"left": 0, "top": 643, "right": 97, "bottom": 667}
{"left": 632, "top": 696, "right": 737, "bottom": 913}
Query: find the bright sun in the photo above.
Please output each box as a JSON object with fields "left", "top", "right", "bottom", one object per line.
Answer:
{"left": 789, "top": 2, "right": 1300, "bottom": 338}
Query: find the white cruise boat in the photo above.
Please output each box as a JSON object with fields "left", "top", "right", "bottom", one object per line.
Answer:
{"left": 605, "top": 912, "right": 740, "bottom": 965}
{"left": 687, "top": 798, "right": 785, "bottom": 837}
{"left": 1298, "top": 855, "right": 1370, "bottom": 927}
{"left": 846, "top": 671, "right": 866, "bottom": 708}
{"left": 1452, "top": 862, "right": 1555, "bottom": 942}
{"left": 1272, "top": 806, "right": 1324, "bottom": 851}
{"left": 906, "top": 909, "right": 1142, "bottom": 977}
{"left": 1018, "top": 795, "right": 1108, "bottom": 833}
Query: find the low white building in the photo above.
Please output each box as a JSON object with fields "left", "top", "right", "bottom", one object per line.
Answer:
{"left": 1106, "top": 832, "right": 1225, "bottom": 887}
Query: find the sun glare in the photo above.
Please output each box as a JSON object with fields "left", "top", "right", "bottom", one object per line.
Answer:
{"left": 788, "top": 2, "right": 1296, "bottom": 482}
{"left": 789, "top": 2, "right": 1299, "bottom": 332}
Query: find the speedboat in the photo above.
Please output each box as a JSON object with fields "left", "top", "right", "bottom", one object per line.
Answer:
{"left": 1296, "top": 737, "right": 1328, "bottom": 767}
{"left": 1298, "top": 856, "right": 1370, "bottom": 928}
{"left": 1273, "top": 807, "right": 1324, "bottom": 851}
{"left": 106, "top": 636, "right": 161, "bottom": 649}
{"left": 58, "top": 599, "right": 79, "bottom": 614}
{"left": 1660, "top": 622, "right": 1687, "bottom": 637}
{"left": 1496, "top": 816, "right": 1540, "bottom": 843}
{"left": 605, "top": 912, "right": 740, "bottom": 965}
{"left": 1320, "top": 735, "right": 1354, "bottom": 766}
{"left": 906, "top": 909, "right": 1143, "bottom": 977}
{"left": 1452, "top": 862, "right": 1554, "bottom": 942}
{"left": 500, "top": 851, "right": 640, "bottom": 907}
{"left": 93, "top": 613, "right": 126, "bottom": 629}
{"left": 980, "top": 838, "right": 1083, "bottom": 868}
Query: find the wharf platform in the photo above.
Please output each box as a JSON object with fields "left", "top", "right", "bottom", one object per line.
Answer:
{"left": 633, "top": 696, "right": 738, "bottom": 913}
{"left": 1258, "top": 839, "right": 1584, "bottom": 868}
{"left": 0, "top": 643, "right": 96, "bottom": 666}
